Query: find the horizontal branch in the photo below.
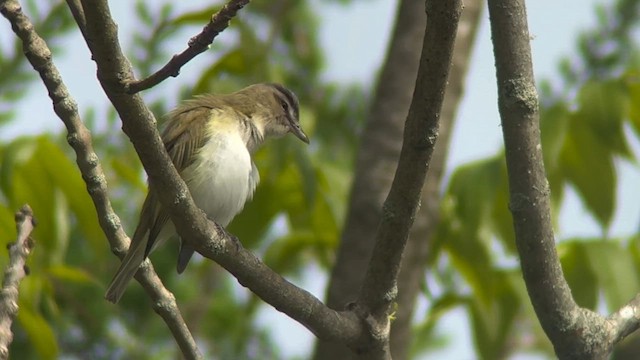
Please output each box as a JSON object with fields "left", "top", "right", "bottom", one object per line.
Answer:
{"left": 126, "top": 0, "right": 249, "bottom": 94}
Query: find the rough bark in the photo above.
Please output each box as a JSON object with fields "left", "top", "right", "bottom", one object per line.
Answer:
{"left": 314, "top": 0, "right": 465, "bottom": 358}
{"left": 390, "top": 1, "right": 484, "bottom": 358}
{"left": 489, "top": 0, "right": 640, "bottom": 358}
{"left": 313, "top": 0, "right": 427, "bottom": 357}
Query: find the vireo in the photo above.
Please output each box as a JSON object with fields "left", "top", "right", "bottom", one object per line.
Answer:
{"left": 105, "top": 83, "right": 309, "bottom": 303}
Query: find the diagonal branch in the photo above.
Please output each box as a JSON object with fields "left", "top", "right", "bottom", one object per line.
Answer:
{"left": 0, "top": 205, "right": 35, "bottom": 360}
{"left": 77, "top": 0, "right": 364, "bottom": 351}
{"left": 352, "top": 0, "right": 462, "bottom": 357}
{"left": 1, "top": 1, "right": 202, "bottom": 358}
{"left": 608, "top": 293, "right": 640, "bottom": 345}
{"left": 125, "top": 0, "right": 249, "bottom": 94}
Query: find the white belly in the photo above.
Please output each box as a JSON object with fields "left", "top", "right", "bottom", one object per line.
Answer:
{"left": 181, "top": 132, "right": 259, "bottom": 227}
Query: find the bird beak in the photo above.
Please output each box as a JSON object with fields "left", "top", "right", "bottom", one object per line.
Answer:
{"left": 290, "top": 123, "right": 309, "bottom": 144}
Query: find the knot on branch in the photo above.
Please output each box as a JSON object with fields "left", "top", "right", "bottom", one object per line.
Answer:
{"left": 500, "top": 77, "right": 538, "bottom": 114}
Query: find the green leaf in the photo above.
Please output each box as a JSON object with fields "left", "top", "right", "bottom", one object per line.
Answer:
{"left": 171, "top": 5, "right": 222, "bottom": 25}
{"left": 263, "top": 231, "right": 316, "bottom": 273}
{"left": 540, "top": 102, "right": 571, "bottom": 173}
{"left": 192, "top": 49, "right": 248, "bottom": 94}
{"left": 35, "top": 138, "right": 105, "bottom": 250}
{"left": 467, "top": 270, "right": 520, "bottom": 360}
{"left": 111, "top": 158, "right": 145, "bottom": 191}
{"left": 442, "top": 218, "right": 493, "bottom": 306}
{"left": 560, "top": 114, "right": 616, "bottom": 227}
{"left": 626, "top": 72, "right": 640, "bottom": 138}
{"left": 47, "top": 264, "right": 99, "bottom": 285}
{"left": 410, "top": 293, "right": 466, "bottom": 357}
{"left": 17, "top": 306, "right": 58, "bottom": 360}
{"left": 0, "top": 137, "right": 37, "bottom": 204}
{"left": 582, "top": 240, "right": 639, "bottom": 310}
{"left": 558, "top": 241, "right": 598, "bottom": 309}
{"left": 447, "top": 156, "right": 503, "bottom": 241}
{"left": 576, "top": 80, "right": 631, "bottom": 157}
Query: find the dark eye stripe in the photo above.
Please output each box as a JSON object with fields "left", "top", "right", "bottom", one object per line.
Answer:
{"left": 269, "top": 83, "right": 299, "bottom": 120}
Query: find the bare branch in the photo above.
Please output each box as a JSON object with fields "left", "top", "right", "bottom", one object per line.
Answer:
{"left": 77, "top": 0, "right": 363, "bottom": 350}
{"left": 126, "top": 0, "right": 249, "bottom": 94}
{"left": 65, "top": 0, "right": 86, "bottom": 36}
{"left": 391, "top": 0, "right": 484, "bottom": 358}
{"left": 609, "top": 294, "right": 640, "bottom": 344}
{"left": 488, "top": 0, "right": 578, "bottom": 333}
{"left": 1, "top": 1, "right": 202, "bottom": 358}
{"left": 487, "top": 0, "right": 638, "bottom": 358}
{"left": 0, "top": 205, "right": 35, "bottom": 360}
{"left": 351, "top": 0, "right": 462, "bottom": 358}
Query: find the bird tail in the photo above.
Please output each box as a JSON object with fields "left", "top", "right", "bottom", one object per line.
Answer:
{"left": 104, "top": 232, "right": 148, "bottom": 303}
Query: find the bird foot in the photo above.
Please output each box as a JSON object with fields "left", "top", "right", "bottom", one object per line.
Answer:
{"left": 210, "top": 219, "right": 242, "bottom": 252}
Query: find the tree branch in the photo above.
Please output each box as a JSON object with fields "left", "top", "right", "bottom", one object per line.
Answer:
{"left": 608, "top": 294, "right": 640, "bottom": 345}
{"left": 1, "top": 1, "right": 202, "bottom": 358}
{"left": 487, "top": 0, "right": 639, "bottom": 358}
{"left": 77, "top": 0, "right": 364, "bottom": 351}
{"left": 318, "top": 1, "right": 429, "bottom": 355}
{"left": 488, "top": 0, "right": 578, "bottom": 335}
{"left": 0, "top": 205, "right": 35, "bottom": 360}
{"left": 351, "top": 0, "right": 462, "bottom": 357}
{"left": 125, "top": 0, "right": 249, "bottom": 94}
{"left": 391, "top": 1, "right": 484, "bottom": 358}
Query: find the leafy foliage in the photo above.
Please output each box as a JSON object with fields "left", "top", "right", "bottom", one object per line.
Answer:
{"left": 2, "top": 0, "right": 640, "bottom": 359}
{"left": 1, "top": 0, "right": 366, "bottom": 359}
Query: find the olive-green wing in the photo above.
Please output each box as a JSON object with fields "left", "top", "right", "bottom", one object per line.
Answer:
{"left": 143, "top": 105, "right": 213, "bottom": 256}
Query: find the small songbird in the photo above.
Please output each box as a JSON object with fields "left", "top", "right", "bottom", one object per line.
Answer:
{"left": 105, "top": 83, "right": 309, "bottom": 303}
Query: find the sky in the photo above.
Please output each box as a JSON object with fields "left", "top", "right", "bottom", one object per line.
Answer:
{"left": 2, "top": 0, "right": 638, "bottom": 359}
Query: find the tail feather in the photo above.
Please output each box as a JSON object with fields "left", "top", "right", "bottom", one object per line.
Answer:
{"left": 105, "top": 233, "right": 147, "bottom": 303}
{"left": 177, "top": 242, "right": 195, "bottom": 274}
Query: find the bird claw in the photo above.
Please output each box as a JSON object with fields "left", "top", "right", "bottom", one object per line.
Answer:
{"left": 210, "top": 220, "right": 242, "bottom": 252}
{"left": 228, "top": 233, "right": 242, "bottom": 252}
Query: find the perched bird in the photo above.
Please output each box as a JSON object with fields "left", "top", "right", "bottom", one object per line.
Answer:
{"left": 105, "top": 83, "right": 309, "bottom": 303}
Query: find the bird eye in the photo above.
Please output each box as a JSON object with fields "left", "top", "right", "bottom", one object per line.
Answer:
{"left": 281, "top": 100, "right": 289, "bottom": 111}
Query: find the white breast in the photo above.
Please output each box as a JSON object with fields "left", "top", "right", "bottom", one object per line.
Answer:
{"left": 181, "top": 127, "right": 259, "bottom": 227}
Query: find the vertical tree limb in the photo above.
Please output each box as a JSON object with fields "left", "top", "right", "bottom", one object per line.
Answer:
{"left": 357, "top": 0, "right": 462, "bottom": 325}
{"left": 315, "top": 0, "right": 429, "bottom": 355}
{"left": 488, "top": 0, "right": 576, "bottom": 336}
{"left": 0, "top": 205, "right": 35, "bottom": 360}
{"left": 316, "top": 0, "right": 464, "bottom": 357}
{"left": 488, "top": 0, "right": 626, "bottom": 358}
{"left": 391, "top": 1, "right": 484, "bottom": 358}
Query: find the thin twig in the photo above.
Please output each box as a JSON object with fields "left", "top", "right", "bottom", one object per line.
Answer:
{"left": 65, "top": 0, "right": 86, "bottom": 37}
{"left": 126, "top": 0, "right": 249, "bottom": 94}
{"left": 1, "top": 1, "right": 202, "bottom": 358}
{"left": 0, "top": 205, "right": 36, "bottom": 360}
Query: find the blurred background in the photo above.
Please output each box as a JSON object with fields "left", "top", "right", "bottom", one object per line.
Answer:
{"left": 1, "top": 0, "right": 640, "bottom": 359}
